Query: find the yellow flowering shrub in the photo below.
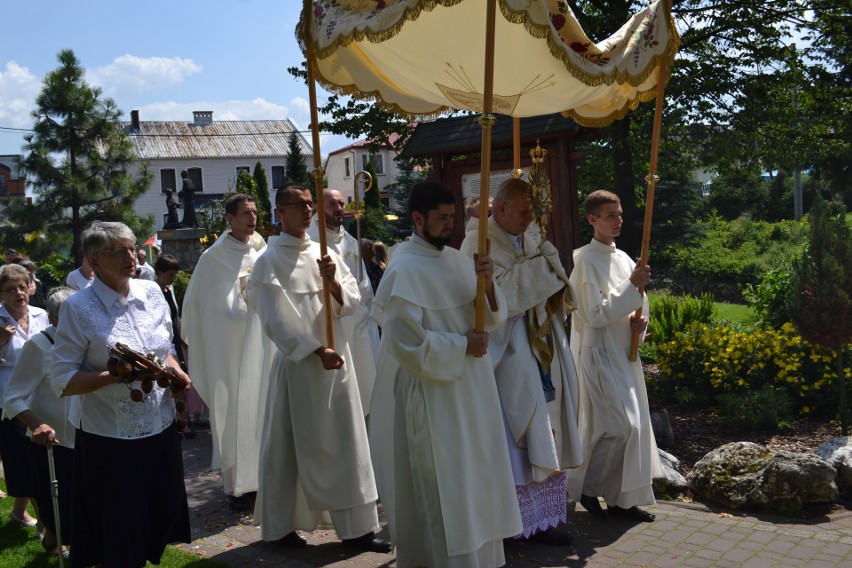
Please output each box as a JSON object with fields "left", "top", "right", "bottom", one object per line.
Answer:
{"left": 655, "top": 322, "right": 852, "bottom": 417}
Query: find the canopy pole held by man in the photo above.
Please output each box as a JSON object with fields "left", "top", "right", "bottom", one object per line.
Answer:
{"left": 475, "top": 0, "right": 498, "bottom": 333}
{"left": 304, "top": 0, "right": 334, "bottom": 349}
{"left": 629, "top": 60, "right": 670, "bottom": 361}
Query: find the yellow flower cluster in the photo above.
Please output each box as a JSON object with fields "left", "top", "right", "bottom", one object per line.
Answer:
{"left": 656, "top": 322, "right": 852, "bottom": 417}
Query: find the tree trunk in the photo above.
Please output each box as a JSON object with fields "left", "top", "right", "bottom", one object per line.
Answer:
{"left": 839, "top": 348, "right": 848, "bottom": 436}
{"left": 610, "top": 116, "right": 642, "bottom": 257}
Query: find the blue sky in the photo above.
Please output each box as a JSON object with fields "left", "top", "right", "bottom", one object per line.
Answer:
{"left": 0, "top": 0, "right": 356, "bottom": 157}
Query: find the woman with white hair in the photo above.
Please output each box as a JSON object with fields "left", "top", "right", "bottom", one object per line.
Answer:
{"left": 52, "top": 221, "right": 192, "bottom": 568}
{"left": 0, "top": 263, "right": 49, "bottom": 528}
{"left": 4, "top": 286, "right": 75, "bottom": 559}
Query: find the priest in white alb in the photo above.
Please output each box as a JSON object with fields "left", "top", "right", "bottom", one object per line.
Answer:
{"left": 370, "top": 181, "right": 522, "bottom": 567}
{"left": 568, "top": 189, "right": 662, "bottom": 523}
{"left": 460, "top": 177, "right": 582, "bottom": 546}
{"left": 181, "top": 194, "right": 271, "bottom": 506}
{"left": 308, "top": 187, "right": 379, "bottom": 415}
{"left": 248, "top": 183, "right": 389, "bottom": 553}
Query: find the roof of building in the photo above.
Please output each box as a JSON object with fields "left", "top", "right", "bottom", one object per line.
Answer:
{"left": 327, "top": 132, "right": 405, "bottom": 157}
{"left": 122, "top": 117, "right": 312, "bottom": 160}
{"left": 400, "top": 112, "right": 600, "bottom": 158}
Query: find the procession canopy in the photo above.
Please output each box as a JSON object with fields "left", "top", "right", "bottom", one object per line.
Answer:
{"left": 299, "top": 0, "right": 679, "bottom": 127}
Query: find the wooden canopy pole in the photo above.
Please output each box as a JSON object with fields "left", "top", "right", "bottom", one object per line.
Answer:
{"left": 304, "top": 0, "right": 334, "bottom": 349}
{"left": 474, "top": 0, "right": 498, "bottom": 332}
{"left": 512, "top": 117, "right": 522, "bottom": 177}
{"left": 628, "top": 60, "right": 670, "bottom": 361}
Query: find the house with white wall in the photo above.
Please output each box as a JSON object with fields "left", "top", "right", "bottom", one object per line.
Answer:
{"left": 324, "top": 134, "right": 403, "bottom": 209}
{"left": 124, "top": 110, "right": 311, "bottom": 229}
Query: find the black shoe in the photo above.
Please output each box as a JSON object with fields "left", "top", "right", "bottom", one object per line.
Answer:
{"left": 271, "top": 531, "right": 307, "bottom": 548}
{"left": 528, "top": 528, "right": 574, "bottom": 547}
{"left": 342, "top": 532, "right": 392, "bottom": 553}
{"left": 580, "top": 494, "right": 607, "bottom": 519}
{"left": 608, "top": 505, "right": 656, "bottom": 522}
{"left": 227, "top": 492, "right": 256, "bottom": 512}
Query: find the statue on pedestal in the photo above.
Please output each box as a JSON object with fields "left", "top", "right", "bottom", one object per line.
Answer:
{"left": 178, "top": 170, "right": 198, "bottom": 228}
{"left": 163, "top": 189, "right": 182, "bottom": 229}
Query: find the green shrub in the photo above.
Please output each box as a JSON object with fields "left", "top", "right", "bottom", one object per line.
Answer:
{"left": 743, "top": 266, "right": 795, "bottom": 329}
{"left": 655, "top": 321, "right": 852, "bottom": 418}
{"left": 649, "top": 293, "right": 715, "bottom": 344}
{"left": 173, "top": 270, "right": 193, "bottom": 310}
{"left": 716, "top": 386, "right": 793, "bottom": 431}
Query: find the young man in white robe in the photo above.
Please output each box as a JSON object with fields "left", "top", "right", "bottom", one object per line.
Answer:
{"left": 370, "top": 181, "right": 522, "bottom": 567}
{"left": 307, "top": 187, "right": 379, "bottom": 416}
{"left": 247, "top": 183, "right": 390, "bottom": 553}
{"left": 460, "top": 178, "right": 582, "bottom": 546}
{"left": 181, "top": 194, "right": 270, "bottom": 509}
{"left": 567, "top": 189, "right": 663, "bottom": 523}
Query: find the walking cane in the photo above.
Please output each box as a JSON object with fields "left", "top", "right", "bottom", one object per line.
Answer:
{"left": 47, "top": 444, "right": 66, "bottom": 568}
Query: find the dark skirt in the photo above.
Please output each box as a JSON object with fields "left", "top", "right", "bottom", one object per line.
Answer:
{"left": 70, "top": 421, "right": 191, "bottom": 568}
{"left": 27, "top": 441, "right": 74, "bottom": 545}
{"left": 0, "top": 414, "right": 35, "bottom": 497}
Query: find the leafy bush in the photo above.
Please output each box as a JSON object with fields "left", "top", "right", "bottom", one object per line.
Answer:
{"left": 659, "top": 215, "right": 807, "bottom": 299}
{"left": 649, "top": 293, "right": 715, "bottom": 344}
{"left": 716, "top": 386, "right": 793, "bottom": 431}
{"left": 743, "top": 266, "right": 795, "bottom": 328}
{"left": 654, "top": 321, "right": 852, "bottom": 419}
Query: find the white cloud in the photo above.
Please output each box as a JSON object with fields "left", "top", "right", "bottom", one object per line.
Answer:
{"left": 0, "top": 61, "right": 41, "bottom": 129}
{"left": 87, "top": 55, "right": 202, "bottom": 98}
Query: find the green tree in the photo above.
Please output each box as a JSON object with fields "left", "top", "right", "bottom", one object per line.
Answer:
{"left": 285, "top": 131, "right": 309, "bottom": 186}
{"left": 7, "top": 49, "right": 153, "bottom": 264}
{"left": 347, "top": 160, "right": 390, "bottom": 243}
{"left": 789, "top": 197, "right": 852, "bottom": 433}
{"left": 705, "top": 169, "right": 770, "bottom": 220}
{"left": 384, "top": 156, "right": 424, "bottom": 239}
{"left": 252, "top": 161, "right": 273, "bottom": 228}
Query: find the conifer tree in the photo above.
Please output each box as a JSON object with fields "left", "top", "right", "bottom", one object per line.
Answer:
{"left": 9, "top": 49, "right": 153, "bottom": 264}
{"left": 285, "top": 131, "right": 309, "bottom": 186}
{"left": 790, "top": 197, "right": 852, "bottom": 433}
{"left": 252, "top": 161, "right": 273, "bottom": 229}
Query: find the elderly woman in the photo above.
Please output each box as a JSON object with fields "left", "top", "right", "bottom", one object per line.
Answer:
{"left": 0, "top": 263, "right": 49, "bottom": 527}
{"left": 4, "top": 286, "right": 75, "bottom": 558}
{"left": 51, "top": 221, "right": 192, "bottom": 568}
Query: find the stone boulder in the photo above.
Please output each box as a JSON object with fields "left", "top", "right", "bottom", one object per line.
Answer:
{"left": 817, "top": 436, "right": 852, "bottom": 498}
{"left": 686, "top": 441, "right": 838, "bottom": 514}
{"left": 650, "top": 409, "right": 674, "bottom": 449}
{"left": 653, "top": 449, "right": 688, "bottom": 497}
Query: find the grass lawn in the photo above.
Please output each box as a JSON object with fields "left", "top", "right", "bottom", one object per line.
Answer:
{"left": 0, "top": 479, "right": 225, "bottom": 567}
{"left": 647, "top": 292, "right": 756, "bottom": 326}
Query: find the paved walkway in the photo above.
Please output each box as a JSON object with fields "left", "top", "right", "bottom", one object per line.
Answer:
{"left": 181, "top": 429, "right": 852, "bottom": 567}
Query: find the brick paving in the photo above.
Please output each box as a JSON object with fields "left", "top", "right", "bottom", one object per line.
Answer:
{"left": 179, "top": 429, "right": 852, "bottom": 567}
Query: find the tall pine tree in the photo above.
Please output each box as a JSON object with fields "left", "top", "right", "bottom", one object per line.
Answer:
{"left": 11, "top": 49, "right": 153, "bottom": 264}
{"left": 252, "top": 161, "right": 273, "bottom": 228}
{"left": 285, "top": 131, "right": 309, "bottom": 185}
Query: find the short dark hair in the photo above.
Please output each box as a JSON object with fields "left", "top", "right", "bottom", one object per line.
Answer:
{"left": 154, "top": 254, "right": 181, "bottom": 273}
{"left": 584, "top": 190, "right": 620, "bottom": 217}
{"left": 407, "top": 181, "right": 456, "bottom": 221}
{"left": 225, "top": 193, "right": 257, "bottom": 216}
{"left": 275, "top": 183, "right": 310, "bottom": 205}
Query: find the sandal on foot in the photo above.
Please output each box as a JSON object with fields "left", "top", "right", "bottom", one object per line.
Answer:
{"left": 42, "top": 541, "right": 70, "bottom": 559}
{"left": 9, "top": 510, "right": 38, "bottom": 527}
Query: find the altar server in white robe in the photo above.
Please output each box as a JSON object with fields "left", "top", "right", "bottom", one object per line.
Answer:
{"left": 248, "top": 183, "right": 390, "bottom": 553}
{"left": 370, "top": 181, "right": 522, "bottom": 568}
{"left": 181, "top": 194, "right": 270, "bottom": 501}
{"left": 308, "top": 188, "right": 379, "bottom": 416}
{"left": 567, "top": 189, "right": 662, "bottom": 523}
{"left": 460, "top": 178, "right": 582, "bottom": 546}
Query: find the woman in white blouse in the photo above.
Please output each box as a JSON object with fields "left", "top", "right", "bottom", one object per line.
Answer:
{"left": 4, "top": 286, "right": 75, "bottom": 559}
{"left": 0, "top": 263, "right": 49, "bottom": 528}
{"left": 52, "top": 222, "right": 192, "bottom": 568}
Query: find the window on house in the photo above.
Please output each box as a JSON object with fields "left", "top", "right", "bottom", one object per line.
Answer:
{"left": 236, "top": 166, "right": 251, "bottom": 177}
{"left": 271, "top": 166, "right": 286, "bottom": 189}
{"left": 161, "top": 169, "right": 177, "bottom": 193}
{"left": 344, "top": 157, "right": 352, "bottom": 178}
{"left": 187, "top": 167, "right": 204, "bottom": 192}
{"left": 0, "top": 176, "right": 6, "bottom": 195}
{"left": 361, "top": 154, "right": 385, "bottom": 175}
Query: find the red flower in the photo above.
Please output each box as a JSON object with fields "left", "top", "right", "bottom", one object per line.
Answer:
{"left": 570, "top": 42, "right": 589, "bottom": 53}
{"left": 551, "top": 14, "right": 566, "bottom": 30}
